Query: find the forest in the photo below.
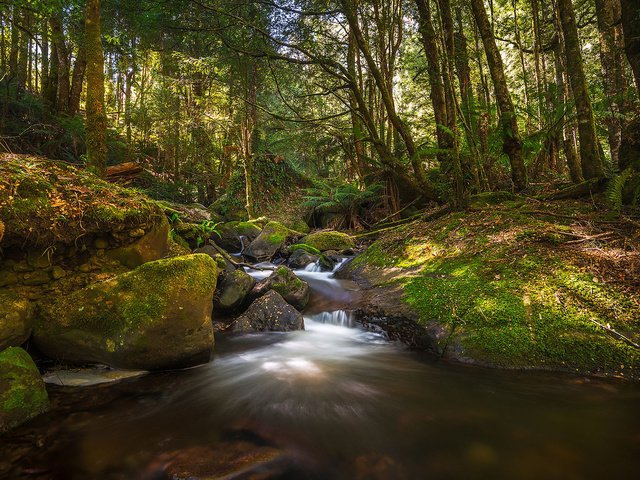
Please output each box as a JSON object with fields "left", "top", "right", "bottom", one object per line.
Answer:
{"left": 0, "top": 0, "right": 640, "bottom": 479}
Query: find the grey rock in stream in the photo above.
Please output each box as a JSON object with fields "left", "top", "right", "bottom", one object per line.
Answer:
{"left": 233, "top": 291, "right": 304, "bottom": 332}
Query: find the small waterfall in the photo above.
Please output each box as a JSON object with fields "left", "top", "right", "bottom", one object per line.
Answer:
{"left": 306, "top": 310, "right": 354, "bottom": 327}
{"left": 304, "top": 261, "right": 322, "bottom": 272}
{"left": 304, "top": 256, "right": 349, "bottom": 273}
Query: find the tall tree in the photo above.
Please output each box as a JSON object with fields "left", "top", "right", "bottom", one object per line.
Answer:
{"left": 85, "top": 0, "right": 107, "bottom": 175}
{"left": 469, "top": 0, "right": 528, "bottom": 190}
{"left": 621, "top": 0, "right": 640, "bottom": 96}
{"left": 557, "top": 0, "right": 605, "bottom": 179}
{"left": 595, "top": 0, "right": 625, "bottom": 166}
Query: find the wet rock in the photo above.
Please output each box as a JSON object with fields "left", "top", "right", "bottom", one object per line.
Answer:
{"left": 0, "top": 290, "right": 35, "bottom": 350}
{"left": 252, "top": 266, "right": 310, "bottom": 310}
{"left": 287, "top": 249, "right": 319, "bottom": 269}
{"left": 22, "top": 270, "right": 51, "bottom": 286}
{"left": 0, "top": 270, "right": 18, "bottom": 287}
{"left": 27, "top": 249, "right": 52, "bottom": 269}
{"left": 215, "top": 269, "right": 256, "bottom": 311}
{"left": 34, "top": 254, "right": 218, "bottom": 370}
{"left": 233, "top": 291, "right": 304, "bottom": 332}
{"left": 217, "top": 221, "right": 263, "bottom": 253}
{"left": 0, "top": 347, "right": 49, "bottom": 433}
{"left": 42, "top": 367, "right": 147, "bottom": 387}
{"left": 301, "top": 231, "right": 355, "bottom": 252}
{"left": 149, "top": 442, "right": 286, "bottom": 480}
{"left": 107, "top": 216, "right": 170, "bottom": 268}
{"left": 194, "top": 244, "right": 235, "bottom": 272}
{"left": 244, "top": 221, "right": 298, "bottom": 262}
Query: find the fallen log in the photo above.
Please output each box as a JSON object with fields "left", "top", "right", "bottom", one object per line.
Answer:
{"left": 105, "top": 162, "right": 144, "bottom": 181}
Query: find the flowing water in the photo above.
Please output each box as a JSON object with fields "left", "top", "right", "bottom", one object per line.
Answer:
{"left": 1, "top": 262, "right": 640, "bottom": 479}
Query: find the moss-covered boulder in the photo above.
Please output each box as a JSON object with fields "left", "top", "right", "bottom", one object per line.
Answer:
{"left": 233, "top": 291, "right": 304, "bottom": 333}
{"left": 244, "top": 222, "right": 298, "bottom": 261}
{"left": 252, "top": 266, "right": 310, "bottom": 310}
{"left": 215, "top": 270, "right": 256, "bottom": 312}
{"left": 300, "top": 231, "right": 355, "bottom": 252}
{"left": 217, "top": 222, "right": 263, "bottom": 253}
{"left": 0, "top": 291, "right": 35, "bottom": 350}
{"left": 107, "top": 216, "right": 170, "bottom": 268}
{"left": 0, "top": 347, "right": 49, "bottom": 433}
{"left": 34, "top": 254, "right": 218, "bottom": 371}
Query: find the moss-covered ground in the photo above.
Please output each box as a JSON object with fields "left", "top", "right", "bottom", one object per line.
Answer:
{"left": 351, "top": 196, "right": 640, "bottom": 379}
{"left": 0, "top": 154, "right": 162, "bottom": 248}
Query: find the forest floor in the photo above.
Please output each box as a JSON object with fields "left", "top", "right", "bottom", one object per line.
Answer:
{"left": 346, "top": 194, "right": 640, "bottom": 380}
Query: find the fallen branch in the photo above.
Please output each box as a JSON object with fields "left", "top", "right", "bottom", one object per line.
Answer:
{"left": 589, "top": 319, "right": 640, "bottom": 350}
{"left": 208, "top": 242, "right": 275, "bottom": 271}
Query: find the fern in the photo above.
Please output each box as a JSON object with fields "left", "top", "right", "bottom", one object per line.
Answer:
{"left": 606, "top": 168, "right": 633, "bottom": 213}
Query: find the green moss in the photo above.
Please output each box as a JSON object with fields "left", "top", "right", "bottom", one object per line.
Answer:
{"left": 0, "top": 155, "right": 161, "bottom": 248}
{"left": 1, "top": 347, "right": 49, "bottom": 432}
{"left": 301, "top": 231, "right": 355, "bottom": 251}
{"left": 288, "top": 243, "right": 321, "bottom": 255}
{"left": 355, "top": 204, "right": 640, "bottom": 378}
{"left": 234, "top": 221, "right": 262, "bottom": 237}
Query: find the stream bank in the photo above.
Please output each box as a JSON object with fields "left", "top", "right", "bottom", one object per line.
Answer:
{"left": 342, "top": 194, "right": 640, "bottom": 380}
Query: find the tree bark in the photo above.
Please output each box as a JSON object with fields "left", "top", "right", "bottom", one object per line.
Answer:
{"left": 557, "top": 0, "right": 605, "bottom": 179}
{"left": 469, "top": 0, "right": 528, "bottom": 190}
{"left": 621, "top": 0, "right": 640, "bottom": 97}
{"left": 50, "top": 14, "right": 70, "bottom": 113}
{"left": 595, "top": 0, "right": 625, "bottom": 166}
{"left": 85, "top": 0, "right": 107, "bottom": 175}
{"left": 69, "top": 43, "right": 87, "bottom": 115}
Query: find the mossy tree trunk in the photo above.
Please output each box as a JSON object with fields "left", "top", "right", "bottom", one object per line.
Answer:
{"left": 557, "top": 0, "right": 605, "bottom": 180}
{"left": 595, "top": 0, "right": 625, "bottom": 167}
{"left": 621, "top": 0, "right": 640, "bottom": 97}
{"left": 85, "top": 0, "right": 107, "bottom": 176}
{"left": 69, "top": 42, "right": 87, "bottom": 116}
{"left": 470, "top": 0, "right": 528, "bottom": 191}
{"left": 50, "top": 13, "right": 70, "bottom": 114}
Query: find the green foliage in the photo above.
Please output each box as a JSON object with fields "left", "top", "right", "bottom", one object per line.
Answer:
{"left": 303, "top": 181, "right": 383, "bottom": 229}
{"left": 606, "top": 168, "right": 639, "bottom": 212}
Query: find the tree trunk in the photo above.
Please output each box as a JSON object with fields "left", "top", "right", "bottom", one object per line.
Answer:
{"left": 340, "top": 0, "right": 435, "bottom": 199}
{"left": 557, "top": 0, "right": 605, "bottom": 179}
{"left": 85, "top": 0, "right": 107, "bottom": 175}
{"left": 41, "top": 26, "right": 49, "bottom": 98}
{"left": 16, "top": 9, "right": 29, "bottom": 93}
{"left": 69, "top": 44, "right": 87, "bottom": 115}
{"left": 595, "top": 0, "right": 625, "bottom": 166}
{"left": 50, "top": 14, "right": 70, "bottom": 113}
{"left": 9, "top": 7, "right": 18, "bottom": 83}
{"left": 470, "top": 0, "right": 528, "bottom": 190}
{"left": 621, "top": 0, "right": 640, "bottom": 97}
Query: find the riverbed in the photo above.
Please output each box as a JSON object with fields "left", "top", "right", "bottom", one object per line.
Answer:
{"left": 1, "top": 263, "right": 639, "bottom": 479}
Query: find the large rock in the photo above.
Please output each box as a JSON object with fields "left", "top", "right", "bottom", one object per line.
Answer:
{"left": 300, "top": 231, "right": 355, "bottom": 252}
{"left": 107, "top": 216, "right": 170, "bottom": 268}
{"left": 233, "top": 291, "right": 304, "bottom": 333}
{"left": 214, "top": 269, "right": 256, "bottom": 311}
{"left": 243, "top": 222, "right": 297, "bottom": 261}
{"left": 0, "top": 290, "right": 35, "bottom": 350}
{"left": 217, "top": 222, "right": 263, "bottom": 253}
{"left": 34, "top": 254, "right": 218, "bottom": 371}
{"left": 0, "top": 347, "right": 49, "bottom": 433}
{"left": 252, "top": 266, "right": 310, "bottom": 310}
{"left": 287, "top": 249, "right": 319, "bottom": 270}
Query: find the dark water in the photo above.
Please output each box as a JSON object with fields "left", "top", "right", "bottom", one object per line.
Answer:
{"left": 1, "top": 265, "right": 639, "bottom": 479}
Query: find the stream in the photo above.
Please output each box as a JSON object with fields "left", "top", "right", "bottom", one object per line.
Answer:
{"left": 1, "top": 261, "right": 640, "bottom": 479}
